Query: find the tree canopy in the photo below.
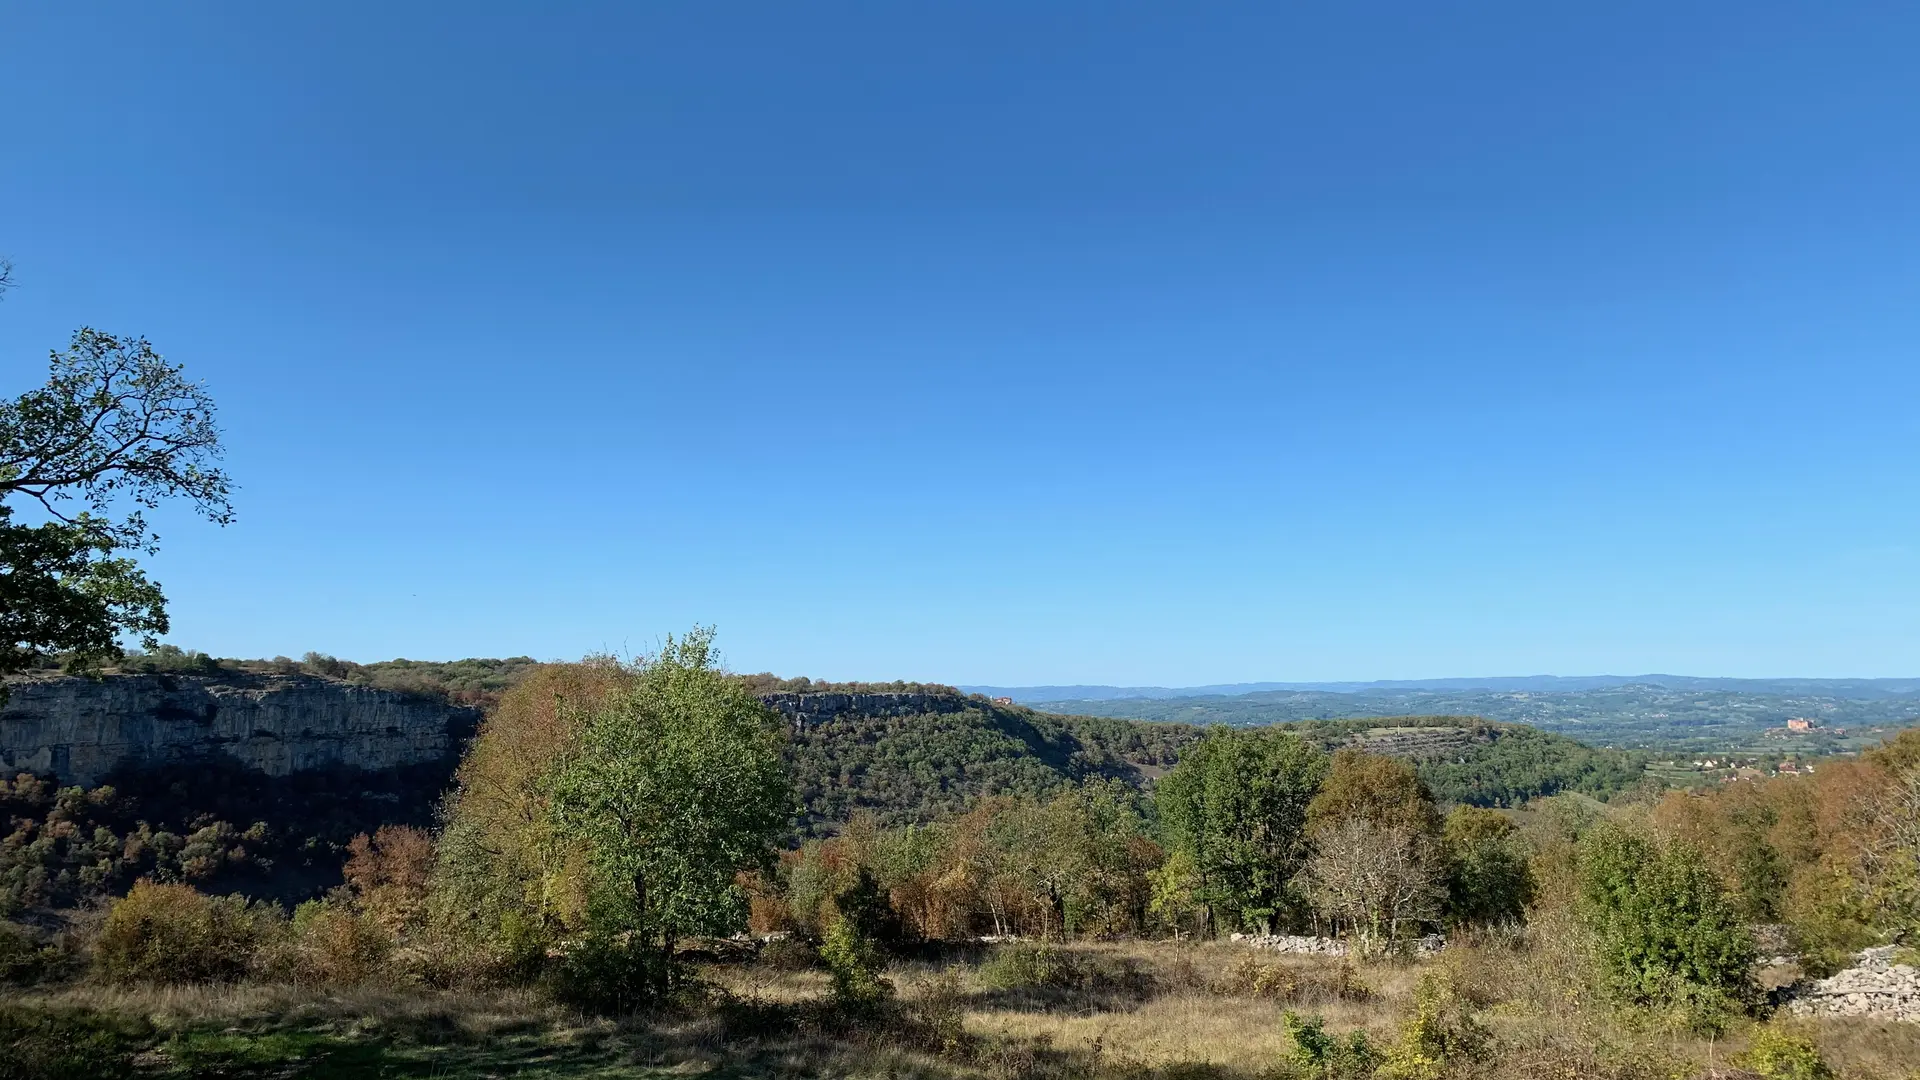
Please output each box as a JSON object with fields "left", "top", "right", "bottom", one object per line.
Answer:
{"left": 434, "top": 630, "right": 792, "bottom": 1001}
{"left": 1, "top": 324, "right": 231, "bottom": 681}
{"left": 1155, "top": 726, "right": 1328, "bottom": 934}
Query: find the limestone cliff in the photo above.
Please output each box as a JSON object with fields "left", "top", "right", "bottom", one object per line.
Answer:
{"left": 758, "top": 690, "right": 977, "bottom": 730}
{"left": 0, "top": 672, "right": 480, "bottom": 786}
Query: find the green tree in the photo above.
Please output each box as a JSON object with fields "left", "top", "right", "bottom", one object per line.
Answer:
{"left": 1442, "top": 806, "right": 1534, "bottom": 927}
{"left": 1297, "top": 751, "right": 1448, "bottom": 947}
{"left": 1148, "top": 848, "right": 1205, "bottom": 938}
{"left": 819, "top": 915, "right": 893, "bottom": 1010}
{"left": 1156, "top": 727, "right": 1328, "bottom": 934}
{"left": 544, "top": 628, "right": 792, "bottom": 995}
{"left": 1306, "top": 750, "right": 1444, "bottom": 839}
{"left": 2, "top": 327, "right": 231, "bottom": 683}
{"left": 1579, "top": 822, "right": 1756, "bottom": 1028}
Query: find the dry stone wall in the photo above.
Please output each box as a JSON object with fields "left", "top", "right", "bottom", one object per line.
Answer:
{"left": 1229, "top": 933, "right": 1446, "bottom": 956}
{"left": 0, "top": 672, "right": 479, "bottom": 786}
{"left": 1788, "top": 947, "right": 1920, "bottom": 1022}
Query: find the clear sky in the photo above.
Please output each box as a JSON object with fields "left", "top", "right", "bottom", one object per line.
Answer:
{"left": 4, "top": 4, "right": 1918, "bottom": 685}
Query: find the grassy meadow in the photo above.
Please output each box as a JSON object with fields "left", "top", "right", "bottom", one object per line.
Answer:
{"left": 5, "top": 935, "right": 1917, "bottom": 1079}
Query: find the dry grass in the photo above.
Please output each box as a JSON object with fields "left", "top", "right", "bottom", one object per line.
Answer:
{"left": 873, "top": 941, "right": 1410, "bottom": 1075}
{"left": 5, "top": 937, "right": 1917, "bottom": 1078}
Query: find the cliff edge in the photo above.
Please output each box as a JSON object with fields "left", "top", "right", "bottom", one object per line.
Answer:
{"left": 0, "top": 672, "right": 480, "bottom": 785}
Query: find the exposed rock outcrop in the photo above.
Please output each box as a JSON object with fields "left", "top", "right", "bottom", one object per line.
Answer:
{"left": 759, "top": 690, "right": 978, "bottom": 731}
{"left": 1, "top": 672, "right": 480, "bottom": 786}
{"left": 1787, "top": 947, "right": 1920, "bottom": 1021}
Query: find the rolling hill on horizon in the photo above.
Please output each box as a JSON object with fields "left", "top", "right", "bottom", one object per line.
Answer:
{"left": 1012, "top": 682, "right": 1920, "bottom": 754}
{"left": 963, "top": 674, "right": 1920, "bottom": 702}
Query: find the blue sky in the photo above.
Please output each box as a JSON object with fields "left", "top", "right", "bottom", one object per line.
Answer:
{"left": 4, "top": 4, "right": 1918, "bottom": 684}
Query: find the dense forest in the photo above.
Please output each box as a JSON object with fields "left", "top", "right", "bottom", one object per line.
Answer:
{"left": 781, "top": 694, "right": 1195, "bottom": 834}
{"left": 0, "top": 757, "right": 452, "bottom": 915}
{"left": 1280, "top": 717, "right": 1652, "bottom": 806}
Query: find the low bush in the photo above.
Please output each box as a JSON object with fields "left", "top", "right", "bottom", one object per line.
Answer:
{"left": 543, "top": 932, "right": 675, "bottom": 1015}
{"left": 908, "top": 966, "right": 969, "bottom": 1055}
{"left": 1213, "top": 953, "right": 1297, "bottom": 999}
{"left": 0, "top": 922, "right": 62, "bottom": 986}
{"left": 92, "top": 880, "right": 276, "bottom": 984}
{"left": 756, "top": 934, "right": 819, "bottom": 971}
{"left": 1377, "top": 969, "right": 1491, "bottom": 1080}
{"left": 977, "top": 942, "right": 1084, "bottom": 991}
{"left": 1282, "top": 1011, "right": 1379, "bottom": 1078}
{"left": 0, "top": 1003, "right": 147, "bottom": 1080}
{"left": 1736, "top": 1022, "right": 1832, "bottom": 1080}
{"left": 258, "top": 899, "right": 391, "bottom": 986}
{"left": 1220, "top": 954, "right": 1370, "bottom": 1004}
{"left": 1578, "top": 824, "right": 1757, "bottom": 1029}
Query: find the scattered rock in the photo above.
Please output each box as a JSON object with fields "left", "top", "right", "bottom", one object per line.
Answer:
{"left": 1228, "top": 933, "right": 1445, "bottom": 956}
{"left": 1785, "top": 946, "right": 1920, "bottom": 1022}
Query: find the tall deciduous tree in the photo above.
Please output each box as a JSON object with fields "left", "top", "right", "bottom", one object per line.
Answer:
{"left": 2, "top": 327, "right": 231, "bottom": 681}
{"left": 1300, "top": 817, "right": 1444, "bottom": 953}
{"left": 1441, "top": 805, "right": 1534, "bottom": 927}
{"left": 433, "top": 659, "right": 632, "bottom": 944}
{"left": 1155, "top": 727, "right": 1327, "bottom": 934}
{"left": 544, "top": 628, "right": 792, "bottom": 987}
{"left": 1306, "top": 750, "right": 1444, "bottom": 839}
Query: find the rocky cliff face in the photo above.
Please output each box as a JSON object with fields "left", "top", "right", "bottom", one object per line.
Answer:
{"left": 0, "top": 672, "right": 480, "bottom": 786}
{"left": 758, "top": 690, "right": 979, "bottom": 730}
{"left": 0, "top": 679, "right": 994, "bottom": 789}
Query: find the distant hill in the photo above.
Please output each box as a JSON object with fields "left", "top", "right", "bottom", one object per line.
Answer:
{"left": 1277, "top": 715, "right": 1648, "bottom": 806}
{"left": 769, "top": 690, "right": 1199, "bottom": 836}
{"left": 1024, "top": 684, "right": 1920, "bottom": 754}
{"left": 768, "top": 692, "right": 1644, "bottom": 831}
{"left": 966, "top": 674, "right": 1920, "bottom": 702}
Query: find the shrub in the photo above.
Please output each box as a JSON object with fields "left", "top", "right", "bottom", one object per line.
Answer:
{"left": 92, "top": 881, "right": 275, "bottom": 984}
{"left": 1579, "top": 823, "right": 1756, "bottom": 1028}
{"left": 910, "top": 966, "right": 969, "bottom": 1055}
{"left": 543, "top": 931, "right": 675, "bottom": 1015}
{"left": 1377, "top": 970, "right": 1491, "bottom": 1080}
{"left": 1213, "top": 953, "right": 1297, "bottom": 999}
{"left": 0, "top": 922, "right": 61, "bottom": 986}
{"left": 0, "top": 1003, "right": 147, "bottom": 1080}
{"left": 831, "top": 865, "right": 901, "bottom": 946}
{"left": 1736, "top": 1023, "right": 1832, "bottom": 1080}
{"left": 756, "top": 935, "right": 819, "bottom": 971}
{"left": 819, "top": 918, "right": 893, "bottom": 1010}
{"left": 977, "top": 942, "right": 1083, "bottom": 991}
{"left": 1299, "top": 960, "right": 1373, "bottom": 1004}
{"left": 258, "top": 900, "right": 391, "bottom": 986}
{"left": 1282, "top": 1011, "right": 1379, "bottom": 1078}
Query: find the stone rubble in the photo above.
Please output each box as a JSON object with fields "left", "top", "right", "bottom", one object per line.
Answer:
{"left": 1229, "top": 932, "right": 1445, "bottom": 956}
{"left": 1786, "top": 946, "right": 1920, "bottom": 1022}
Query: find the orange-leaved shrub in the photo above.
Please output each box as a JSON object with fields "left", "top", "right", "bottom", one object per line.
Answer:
{"left": 342, "top": 825, "right": 435, "bottom": 935}
{"left": 257, "top": 900, "right": 391, "bottom": 986}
